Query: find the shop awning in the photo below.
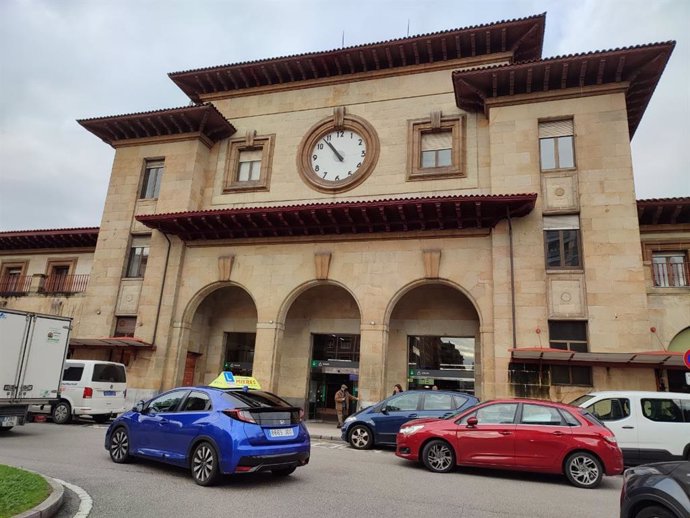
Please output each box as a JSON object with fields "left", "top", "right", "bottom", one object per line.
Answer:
{"left": 69, "top": 337, "right": 155, "bottom": 350}
{"left": 510, "top": 348, "right": 685, "bottom": 368}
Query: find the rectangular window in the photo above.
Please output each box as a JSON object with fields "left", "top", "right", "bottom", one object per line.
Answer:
{"left": 652, "top": 253, "right": 688, "bottom": 287}
{"left": 114, "top": 317, "right": 136, "bottom": 337}
{"left": 539, "top": 119, "right": 575, "bottom": 171}
{"left": 140, "top": 161, "right": 164, "bottom": 199}
{"left": 43, "top": 260, "right": 76, "bottom": 293}
{"left": 420, "top": 131, "right": 452, "bottom": 168}
{"left": 125, "top": 236, "right": 150, "bottom": 278}
{"left": 549, "top": 320, "right": 591, "bottom": 386}
{"left": 312, "top": 334, "right": 360, "bottom": 362}
{"left": 544, "top": 215, "right": 582, "bottom": 269}
{"left": 224, "top": 135, "right": 275, "bottom": 192}
{"left": 237, "top": 150, "right": 262, "bottom": 182}
{"left": 0, "top": 263, "right": 28, "bottom": 294}
{"left": 407, "top": 115, "right": 465, "bottom": 180}
{"left": 224, "top": 332, "right": 256, "bottom": 376}
{"left": 641, "top": 398, "right": 684, "bottom": 422}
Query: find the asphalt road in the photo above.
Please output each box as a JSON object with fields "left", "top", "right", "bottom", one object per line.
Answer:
{"left": 0, "top": 422, "right": 622, "bottom": 517}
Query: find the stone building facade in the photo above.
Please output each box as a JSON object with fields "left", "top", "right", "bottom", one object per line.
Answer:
{"left": 1, "top": 14, "right": 687, "bottom": 415}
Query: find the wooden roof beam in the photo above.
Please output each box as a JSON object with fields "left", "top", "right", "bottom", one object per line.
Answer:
{"left": 398, "top": 45, "right": 407, "bottom": 67}
{"left": 371, "top": 49, "right": 381, "bottom": 70}
{"left": 615, "top": 56, "right": 626, "bottom": 82}
{"left": 470, "top": 32, "right": 476, "bottom": 56}
{"left": 501, "top": 28, "right": 507, "bottom": 52}
{"left": 596, "top": 59, "right": 606, "bottom": 84}
{"left": 397, "top": 205, "right": 408, "bottom": 231}
{"left": 237, "top": 68, "right": 251, "bottom": 88}
{"left": 260, "top": 66, "right": 273, "bottom": 85}
{"left": 276, "top": 212, "right": 294, "bottom": 236}
{"left": 343, "top": 208, "right": 356, "bottom": 233}
{"left": 474, "top": 202, "right": 483, "bottom": 228}
{"left": 670, "top": 205, "right": 682, "bottom": 224}
{"left": 260, "top": 213, "right": 278, "bottom": 237}
{"left": 293, "top": 211, "right": 309, "bottom": 235}
{"left": 295, "top": 61, "right": 307, "bottom": 81}
{"left": 485, "top": 30, "right": 491, "bottom": 54}
{"left": 435, "top": 202, "right": 445, "bottom": 230}
{"left": 358, "top": 51, "right": 368, "bottom": 72}
{"left": 229, "top": 214, "right": 248, "bottom": 238}
{"left": 226, "top": 71, "right": 240, "bottom": 89}
{"left": 526, "top": 67, "right": 533, "bottom": 94}
{"left": 440, "top": 38, "right": 448, "bottom": 60}
{"left": 215, "top": 72, "right": 229, "bottom": 91}
{"left": 360, "top": 207, "right": 373, "bottom": 232}
{"left": 454, "top": 35, "right": 462, "bottom": 58}
{"left": 652, "top": 206, "right": 663, "bottom": 225}
{"left": 426, "top": 39, "right": 434, "bottom": 64}
{"left": 542, "top": 64, "right": 550, "bottom": 92}
{"left": 378, "top": 206, "right": 390, "bottom": 231}
{"left": 414, "top": 204, "right": 426, "bottom": 230}
{"left": 412, "top": 41, "right": 420, "bottom": 65}
{"left": 346, "top": 53, "right": 356, "bottom": 73}
{"left": 578, "top": 60, "right": 588, "bottom": 87}
{"left": 310, "top": 210, "right": 325, "bottom": 235}
{"left": 454, "top": 202, "right": 463, "bottom": 229}
{"left": 560, "top": 62, "right": 569, "bottom": 89}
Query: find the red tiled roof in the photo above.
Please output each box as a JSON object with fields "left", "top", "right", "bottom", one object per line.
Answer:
{"left": 78, "top": 104, "right": 236, "bottom": 147}
{"left": 135, "top": 193, "right": 537, "bottom": 241}
{"left": 453, "top": 42, "right": 676, "bottom": 137}
{"left": 0, "top": 227, "right": 99, "bottom": 250}
{"left": 169, "top": 14, "right": 546, "bottom": 101}
{"left": 637, "top": 197, "right": 690, "bottom": 225}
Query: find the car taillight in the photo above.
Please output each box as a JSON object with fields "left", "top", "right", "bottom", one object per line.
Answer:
{"left": 603, "top": 435, "right": 617, "bottom": 444}
{"left": 82, "top": 387, "right": 93, "bottom": 398}
{"left": 222, "top": 409, "right": 256, "bottom": 424}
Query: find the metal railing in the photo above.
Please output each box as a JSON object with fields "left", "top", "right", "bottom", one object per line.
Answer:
{"left": 40, "top": 274, "right": 90, "bottom": 294}
{"left": 652, "top": 261, "right": 689, "bottom": 288}
{"left": 0, "top": 275, "right": 32, "bottom": 296}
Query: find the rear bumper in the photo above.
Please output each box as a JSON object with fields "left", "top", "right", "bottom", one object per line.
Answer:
{"left": 74, "top": 405, "right": 128, "bottom": 416}
{"left": 235, "top": 451, "right": 310, "bottom": 473}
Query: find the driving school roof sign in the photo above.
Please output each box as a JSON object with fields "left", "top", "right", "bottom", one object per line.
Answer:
{"left": 209, "top": 371, "right": 261, "bottom": 390}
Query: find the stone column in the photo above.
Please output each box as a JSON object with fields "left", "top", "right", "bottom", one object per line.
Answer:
{"left": 478, "top": 326, "right": 495, "bottom": 400}
{"left": 252, "top": 321, "right": 284, "bottom": 393}
{"left": 357, "top": 322, "right": 389, "bottom": 407}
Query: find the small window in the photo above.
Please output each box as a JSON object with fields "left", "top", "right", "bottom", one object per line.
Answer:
{"left": 148, "top": 390, "right": 187, "bottom": 414}
{"left": 180, "top": 391, "right": 211, "bottom": 412}
{"left": 422, "top": 393, "right": 454, "bottom": 411}
{"left": 681, "top": 400, "right": 690, "bottom": 422}
{"left": 560, "top": 409, "right": 581, "bottom": 427}
{"left": 587, "top": 398, "right": 630, "bottom": 421}
{"left": 92, "top": 364, "right": 126, "bottom": 383}
{"left": 140, "top": 161, "right": 164, "bottom": 199}
{"left": 539, "top": 120, "right": 575, "bottom": 171}
{"left": 407, "top": 115, "right": 465, "bottom": 180}
{"left": 224, "top": 135, "right": 275, "bottom": 193}
{"left": 62, "top": 365, "right": 84, "bottom": 382}
{"left": 460, "top": 403, "right": 518, "bottom": 425}
{"left": 652, "top": 253, "right": 688, "bottom": 287}
{"left": 543, "top": 215, "right": 581, "bottom": 269}
{"left": 114, "top": 317, "right": 136, "bottom": 338}
{"left": 520, "top": 404, "right": 564, "bottom": 425}
{"left": 125, "top": 236, "right": 150, "bottom": 278}
{"left": 386, "top": 393, "right": 420, "bottom": 412}
{"left": 641, "top": 398, "right": 684, "bottom": 422}
{"left": 549, "top": 321, "right": 592, "bottom": 386}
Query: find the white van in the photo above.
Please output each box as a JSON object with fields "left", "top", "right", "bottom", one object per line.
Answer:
{"left": 571, "top": 391, "right": 690, "bottom": 465}
{"left": 33, "top": 360, "right": 128, "bottom": 424}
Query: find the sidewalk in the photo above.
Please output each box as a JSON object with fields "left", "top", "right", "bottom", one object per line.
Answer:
{"left": 305, "top": 420, "right": 345, "bottom": 442}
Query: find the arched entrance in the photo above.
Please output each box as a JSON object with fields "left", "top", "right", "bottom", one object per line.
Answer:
{"left": 386, "top": 283, "right": 481, "bottom": 397}
{"left": 277, "top": 283, "right": 361, "bottom": 421}
{"left": 186, "top": 285, "right": 258, "bottom": 385}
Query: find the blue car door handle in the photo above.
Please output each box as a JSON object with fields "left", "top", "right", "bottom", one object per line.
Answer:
{"left": 407, "top": 413, "right": 418, "bottom": 418}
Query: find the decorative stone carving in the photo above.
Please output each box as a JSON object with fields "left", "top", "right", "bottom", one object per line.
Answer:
{"left": 542, "top": 172, "right": 579, "bottom": 213}
{"left": 116, "top": 281, "right": 143, "bottom": 315}
{"left": 218, "top": 255, "right": 234, "bottom": 281}
{"left": 333, "top": 106, "right": 345, "bottom": 130}
{"left": 423, "top": 249, "right": 442, "bottom": 278}
{"left": 314, "top": 252, "right": 332, "bottom": 280}
{"left": 548, "top": 276, "right": 587, "bottom": 318}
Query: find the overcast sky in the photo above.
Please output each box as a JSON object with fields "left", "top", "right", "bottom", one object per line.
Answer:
{"left": 0, "top": 0, "right": 688, "bottom": 232}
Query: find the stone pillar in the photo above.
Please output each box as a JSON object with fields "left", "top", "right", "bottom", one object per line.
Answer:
{"left": 252, "top": 321, "right": 284, "bottom": 393}
{"left": 479, "top": 326, "right": 495, "bottom": 400}
{"left": 357, "top": 322, "right": 389, "bottom": 407}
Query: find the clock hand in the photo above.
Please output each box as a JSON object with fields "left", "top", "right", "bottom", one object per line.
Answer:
{"left": 324, "top": 140, "right": 344, "bottom": 162}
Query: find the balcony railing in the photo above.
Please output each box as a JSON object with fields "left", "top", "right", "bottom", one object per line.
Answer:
{"left": 652, "top": 262, "right": 689, "bottom": 288}
{"left": 40, "top": 274, "right": 90, "bottom": 294}
{"left": 0, "top": 275, "right": 32, "bottom": 296}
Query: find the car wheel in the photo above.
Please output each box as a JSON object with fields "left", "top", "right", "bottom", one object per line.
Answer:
{"left": 634, "top": 505, "right": 676, "bottom": 518}
{"left": 421, "top": 439, "right": 455, "bottom": 473}
{"left": 348, "top": 425, "right": 373, "bottom": 450}
{"left": 191, "top": 442, "right": 220, "bottom": 486}
{"left": 564, "top": 451, "right": 603, "bottom": 488}
{"left": 109, "top": 427, "right": 132, "bottom": 463}
{"left": 52, "top": 401, "right": 72, "bottom": 424}
{"left": 271, "top": 467, "right": 297, "bottom": 477}
{"left": 93, "top": 415, "right": 110, "bottom": 424}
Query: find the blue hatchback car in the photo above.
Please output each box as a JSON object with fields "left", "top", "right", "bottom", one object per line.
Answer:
{"left": 341, "top": 390, "right": 478, "bottom": 449}
{"left": 104, "top": 386, "right": 310, "bottom": 485}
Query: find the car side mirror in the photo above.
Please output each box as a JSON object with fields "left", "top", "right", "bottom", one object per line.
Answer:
{"left": 133, "top": 400, "right": 145, "bottom": 413}
{"left": 380, "top": 406, "right": 389, "bottom": 415}
{"left": 466, "top": 416, "right": 478, "bottom": 427}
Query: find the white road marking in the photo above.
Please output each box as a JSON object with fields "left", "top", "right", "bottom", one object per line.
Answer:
{"left": 54, "top": 478, "right": 93, "bottom": 518}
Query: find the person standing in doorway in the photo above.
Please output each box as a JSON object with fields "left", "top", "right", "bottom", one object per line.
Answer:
{"left": 392, "top": 384, "right": 404, "bottom": 395}
{"left": 335, "top": 384, "right": 358, "bottom": 428}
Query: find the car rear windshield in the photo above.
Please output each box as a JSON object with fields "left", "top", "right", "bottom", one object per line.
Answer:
{"left": 221, "top": 390, "right": 292, "bottom": 408}
{"left": 91, "top": 364, "right": 126, "bottom": 383}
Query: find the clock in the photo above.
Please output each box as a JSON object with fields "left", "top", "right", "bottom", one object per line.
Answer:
{"left": 297, "top": 113, "right": 379, "bottom": 193}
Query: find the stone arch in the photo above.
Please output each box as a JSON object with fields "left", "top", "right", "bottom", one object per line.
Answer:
{"left": 276, "top": 279, "right": 363, "bottom": 325}
{"left": 668, "top": 326, "right": 690, "bottom": 353}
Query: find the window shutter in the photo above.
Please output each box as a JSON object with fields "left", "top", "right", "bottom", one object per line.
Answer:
{"left": 539, "top": 120, "right": 573, "bottom": 138}
{"left": 239, "top": 149, "right": 262, "bottom": 162}
{"left": 421, "top": 131, "right": 452, "bottom": 151}
{"left": 543, "top": 215, "right": 580, "bottom": 230}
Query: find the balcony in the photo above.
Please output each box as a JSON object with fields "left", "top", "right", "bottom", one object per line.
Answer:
{"left": 0, "top": 274, "right": 90, "bottom": 297}
{"left": 652, "top": 261, "right": 689, "bottom": 288}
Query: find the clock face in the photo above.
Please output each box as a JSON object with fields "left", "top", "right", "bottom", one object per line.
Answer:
{"left": 298, "top": 114, "right": 379, "bottom": 193}
{"left": 310, "top": 130, "right": 367, "bottom": 182}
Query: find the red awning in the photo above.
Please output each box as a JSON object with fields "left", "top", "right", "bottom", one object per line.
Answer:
{"left": 510, "top": 347, "right": 685, "bottom": 368}
{"left": 69, "top": 337, "right": 155, "bottom": 350}
{"left": 0, "top": 227, "right": 99, "bottom": 250}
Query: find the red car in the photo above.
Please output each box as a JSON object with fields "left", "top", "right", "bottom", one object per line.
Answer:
{"left": 396, "top": 398, "right": 624, "bottom": 489}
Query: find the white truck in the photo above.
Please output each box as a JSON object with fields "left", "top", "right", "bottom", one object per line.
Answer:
{"left": 0, "top": 308, "right": 72, "bottom": 431}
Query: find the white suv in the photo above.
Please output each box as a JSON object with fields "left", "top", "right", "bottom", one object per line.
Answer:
{"left": 36, "top": 360, "right": 128, "bottom": 424}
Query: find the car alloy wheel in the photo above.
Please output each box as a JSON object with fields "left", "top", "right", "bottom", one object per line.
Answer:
{"left": 109, "top": 427, "right": 131, "bottom": 463}
{"left": 348, "top": 425, "right": 373, "bottom": 450}
{"left": 422, "top": 439, "right": 455, "bottom": 473}
{"left": 565, "top": 452, "right": 602, "bottom": 488}
{"left": 191, "top": 442, "right": 219, "bottom": 486}
{"left": 52, "top": 402, "right": 72, "bottom": 425}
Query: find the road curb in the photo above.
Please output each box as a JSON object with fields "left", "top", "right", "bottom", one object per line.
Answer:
{"left": 14, "top": 471, "right": 64, "bottom": 518}
{"left": 310, "top": 433, "right": 342, "bottom": 442}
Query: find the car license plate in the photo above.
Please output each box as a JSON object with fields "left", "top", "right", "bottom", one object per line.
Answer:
{"left": 103, "top": 391, "right": 116, "bottom": 396}
{"left": 269, "top": 428, "right": 294, "bottom": 438}
{"left": 0, "top": 416, "right": 18, "bottom": 427}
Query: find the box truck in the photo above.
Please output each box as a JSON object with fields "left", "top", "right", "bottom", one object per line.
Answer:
{"left": 0, "top": 308, "right": 72, "bottom": 431}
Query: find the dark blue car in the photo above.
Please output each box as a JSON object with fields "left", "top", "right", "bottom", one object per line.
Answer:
{"left": 341, "top": 390, "right": 478, "bottom": 449}
{"left": 104, "top": 386, "right": 310, "bottom": 485}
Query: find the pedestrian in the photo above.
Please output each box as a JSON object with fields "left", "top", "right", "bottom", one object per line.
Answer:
{"left": 392, "top": 383, "right": 404, "bottom": 395}
{"left": 335, "top": 384, "right": 358, "bottom": 428}
{"left": 432, "top": 385, "right": 439, "bottom": 390}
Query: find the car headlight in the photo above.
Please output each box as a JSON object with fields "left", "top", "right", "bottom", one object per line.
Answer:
{"left": 399, "top": 425, "right": 424, "bottom": 435}
{"left": 344, "top": 416, "right": 355, "bottom": 424}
